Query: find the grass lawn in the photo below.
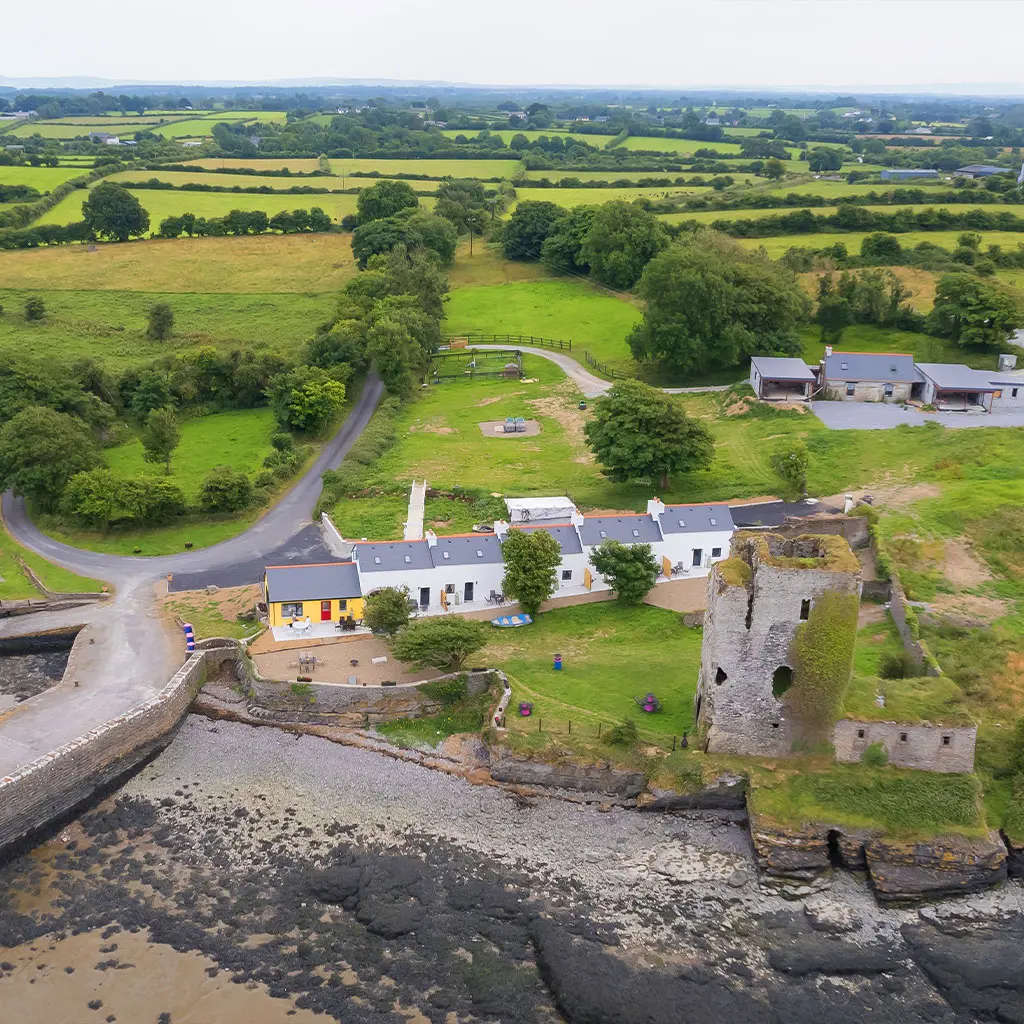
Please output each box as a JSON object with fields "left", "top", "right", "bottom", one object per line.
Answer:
{"left": 0, "top": 233, "right": 359, "bottom": 293}
{"left": 35, "top": 187, "right": 369, "bottom": 231}
{"left": 162, "top": 587, "right": 262, "bottom": 641}
{"left": 485, "top": 602, "right": 702, "bottom": 746}
{"left": 736, "top": 229, "right": 1024, "bottom": 259}
{"left": 104, "top": 408, "right": 278, "bottom": 498}
{"left": 0, "top": 288, "right": 337, "bottom": 368}
{"left": 748, "top": 763, "right": 987, "bottom": 839}
{"left": 443, "top": 279, "right": 642, "bottom": 372}
{"left": 0, "top": 523, "right": 104, "bottom": 598}
{"left": 0, "top": 165, "right": 89, "bottom": 189}
{"left": 446, "top": 239, "right": 552, "bottom": 289}
{"left": 796, "top": 322, "right": 999, "bottom": 368}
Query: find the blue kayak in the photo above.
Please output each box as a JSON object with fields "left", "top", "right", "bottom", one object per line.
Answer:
{"left": 490, "top": 613, "right": 533, "bottom": 628}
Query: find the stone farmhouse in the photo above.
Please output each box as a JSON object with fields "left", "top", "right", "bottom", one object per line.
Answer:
{"left": 695, "top": 532, "right": 976, "bottom": 773}
{"left": 264, "top": 499, "right": 736, "bottom": 634}
{"left": 750, "top": 349, "right": 1024, "bottom": 412}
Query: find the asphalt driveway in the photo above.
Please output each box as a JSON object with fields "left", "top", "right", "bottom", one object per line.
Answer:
{"left": 812, "top": 401, "right": 1024, "bottom": 430}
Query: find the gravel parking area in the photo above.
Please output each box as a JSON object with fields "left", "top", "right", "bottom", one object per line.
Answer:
{"left": 812, "top": 401, "right": 1024, "bottom": 430}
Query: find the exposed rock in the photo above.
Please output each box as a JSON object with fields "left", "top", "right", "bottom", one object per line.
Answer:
{"left": 804, "top": 896, "right": 863, "bottom": 934}
{"left": 1004, "top": 832, "right": 1024, "bottom": 880}
{"left": 750, "top": 820, "right": 831, "bottom": 887}
{"left": 488, "top": 751, "right": 645, "bottom": 798}
{"left": 768, "top": 939, "right": 903, "bottom": 976}
{"left": 640, "top": 773, "right": 747, "bottom": 812}
{"left": 866, "top": 833, "right": 1008, "bottom": 903}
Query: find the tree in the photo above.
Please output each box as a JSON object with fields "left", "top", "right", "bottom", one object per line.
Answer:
{"left": 540, "top": 206, "right": 598, "bottom": 274}
{"left": 363, "top": 586, "right": 412, "bottom": 637}
{"left": 502, "top": 200, "right": 562, "bottom": 260}
{"left": 141, "top": 407, "right": 180, "bottom": 474}
{"left": 589, "top": 540, "right": 658, "bottom": 604}
{"left": 390, "top": 616, "right": 488, "bottom": 672}
{"left": 500, "top": 528, "right": 562, "bottom": 615}
{"left": 268, "top": 366, "right": 347, "bottom": 432}
{"left": 580, "top": 201, "right": 668, "bottom": 289}
{"left": 147, "top": 302, "right": 174, "bottom": 341}
{"left": 928, "top": 273, "right": 1023, "bottom": 348}
{"left": 763, "top": 158, "right": 786, "bottom": 180}
{"left": 860, "top": 232, "right": 903, "bottom": 264}
{"left": 365, "top": 316, "right": 422, "bottom": 394}
{"left": 81, "top": 182, "right": 150, "bottom": 242}
{"left": 24, "top": 296, "right": 45, "bottom": 321}
{"left": 771, "top": 438, "right": 809, "bottom": 498}
{"left": 356, "top": 179, "right": 418, "bottom": 223}
{"left": 815, "top": 276, "right": 853, "bottom": 344}
{"left": 627, "top": 232, "right": 808, "bottom": 376}
{"left": 351, "top": 217, "right": 413, "bottom": 268}
{"left": 585, "top": 379, "right": 715, "bottom": 489}
{"left": 197, "top": 467, "right": 253, "bottom": 513}
{"left": 0, "top": 406, "right": 102, "bottom": 512}
{"left": 807, "top": 147, "right": 843, "bottom": 172}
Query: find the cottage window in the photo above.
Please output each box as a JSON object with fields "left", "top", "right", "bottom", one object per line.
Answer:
{"left": 857, "top": 729, "right": 865, "bottom": 739}
{"left": 338, "top": 599, "right": 347, "bottom": 611}
{"left": 899, "top": 732, "right": 908, "bottom": 742}
{"left": 561, "top": 569, "right": 572, "bottom": 581}
{"left": 942, "top": 735, "right": 951, "bottom": 746}
{"left": 281, "top": 602, "right": 303, "bottom": 618}
{"left": 800, "top": 598, "right": 811, "bottom": 620}
{"left": 846, "top": 383, "right": 856, "bottom": 396}
{"left": 445, "top": 583, "right": 455, "bottom": 594}
{"left": 1013, "top": 388, "right": 1019, "bottom": 398}
{"left": 884, "top": 384, "right": 894, "bottom": 397}
{"left": 712, "top": 547, "right": 722, "bottom": 558}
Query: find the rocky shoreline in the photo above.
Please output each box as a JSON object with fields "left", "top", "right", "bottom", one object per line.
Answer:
{"left": 1, "top": 716, "right": 1022, "bottom": 1021}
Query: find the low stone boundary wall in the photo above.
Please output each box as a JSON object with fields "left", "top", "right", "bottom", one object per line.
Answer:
{"left": 0, "top": 645, "right": 233, "bottom": 857}
{"left": 833, "top": 719, "right": 976, "bottom": 773}
{"left": 888, "top": 576, "right": 942, "bottom": 676}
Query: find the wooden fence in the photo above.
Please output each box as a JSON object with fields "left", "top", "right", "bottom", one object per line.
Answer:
{"left": 444, "top": 333, "right": 572, "bottom": 351}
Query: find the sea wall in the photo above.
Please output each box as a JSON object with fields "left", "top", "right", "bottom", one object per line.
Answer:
{"left": 0, "top": 645, "right": 232, "bottom": 857}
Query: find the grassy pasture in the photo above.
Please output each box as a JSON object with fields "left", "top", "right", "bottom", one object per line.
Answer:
{"left": 522, "top": 169, "right": 692, "bottom": 183}
{"left": 513, "top": 186, "right": 695, "bottom": 208}
{"left": 660, "top": 203, "right": 989, "bottom": 226}
{"left": 10, "top": 123, "right": 139, "bottom": 139}
{"left": 0, "top": 287, "right": 335, "bottom": 368}
{"left": 765, "top": 180, "right": 956, "bottom": 198}
{"left": 443, "top": 279, "right": 642, "bottom": 371}
{"left": 0, "top": 232, "right": 359, "bottom": 293}
{"left": 735, "top": 229, "right": 1024, "bottom": 258}
{"left": 179, "top": 157, "right": 323, "bottom": 172}
{"left": 0, "top": 166, "right": 89, "bottom": 190}
{"left": 36, "top": 187, "right": 372, "bottom": 229}
{"left": 106, "top": 169, "right": 437, "bottom": 192}
{"left": 332, "top": 158, "right": 523, "bottom": 179}
{"left": 619, "top": 137, "right": 802, "bottom": 159}
{"left": 0, "top": 524, "right": 104, "bottom": 599}
{"left": 440, "top": 129, "right": 616, "bottom": 146}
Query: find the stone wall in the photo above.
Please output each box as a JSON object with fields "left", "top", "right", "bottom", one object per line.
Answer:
{"left": 488, "top": 750, "right": 647, "bottom": 797}
{"left": 825, "top": 382, "right": 914, "bottom": 403}
{"left": 757, "top": 514, "right": 870, "bottom": 551}
{"left": 0, "top": 647, "right": 229, "bottom": 857}
{"left": 887, "top": 576, "right": 941, "bottom": 675}
{"left": 833, "top": 719, "right": 976, "bottom": 773}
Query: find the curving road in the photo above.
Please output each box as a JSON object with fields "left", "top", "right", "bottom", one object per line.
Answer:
{"left": 0, "top": 375, "right": 384, "bottom": 775}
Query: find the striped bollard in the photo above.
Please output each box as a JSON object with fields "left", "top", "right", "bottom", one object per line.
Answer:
{"left": 182, "top": 622, "right": 195, "bottom": 653}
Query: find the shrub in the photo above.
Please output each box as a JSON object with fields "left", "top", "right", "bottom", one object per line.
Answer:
{"left": 861, "top": 742, "right": 889, "bottom": 768}
{"left": 147, "top": 303, "right": 174, "bottom": 341}
{"left": 271, "top": 431, "right": 294, "bottom": 451}
{"left": 364, "top": 586, "right": 412, "bottom": 637}
{"left": 197, "top": 467, "right": 253, "bottom": 513}
{"left": 418, "top": 675, "right": 469, "bottom": 706}
{"left": 24, "top": 296, "right": 45, "bottom": 321}
{"left": 603, "top": 719, "right": 639, "bottom": 748}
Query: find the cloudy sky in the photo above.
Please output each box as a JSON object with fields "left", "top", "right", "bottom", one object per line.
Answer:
{"left": 4, "top": 0, "right": 1024, "bottom": 93}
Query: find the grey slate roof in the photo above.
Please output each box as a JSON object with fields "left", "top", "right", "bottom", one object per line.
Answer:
{"left": 430, "top": 534, "right": 504, "bottom": 566}
{"left": 751, "top": 357, "right": 815, "bottom": 382}
{"left": 660, "top": 504, "right": 735, "bottom": 535}
{"left": 515, "top": 523, "right": 584, "bottom": 555}
{"left": 958, "top": 164, "right": 1006, "bottom": 175}
{"left": 265, "top": 562, "right": 362, "bottom": 603}
{"left": 916, "top": 363, "right": 1000, "bottom": 392}
{"left": 578, "top": 515, "right": 662, "bottom": 546}
{"left": 824, "top": 352, "right": 919, "bottom": 383}
{"left": 355, "top": 541, "right": 433, "bottom": 573}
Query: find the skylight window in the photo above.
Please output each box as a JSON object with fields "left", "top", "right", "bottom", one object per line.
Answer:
{"left": 710, "top": 518, "right": 717, "bottom": 526}
{"left": 476, "top": 549, "right": 483, "bottom": 557}
{"left": 443, "top": 551, "right": 450, "bottom": 559}
{"left": 678, "top": 519, "right": 685, "bottom": 527}
{"left": 404, "top": 555, "right": 411, "bottom": 563}
{"left": 600, "top": 530, "right": 607, "bottom": 538}
{"left": 632, "top": 529, "right": 640, "bottom": 537}
{"left": 840, "top": 361, "right": 849, "bottom": 370}
{"left": 373, "top": 556, "right": 381, "bottom": 564}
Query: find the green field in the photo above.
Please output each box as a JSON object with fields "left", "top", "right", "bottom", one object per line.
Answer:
{"left": 765, "top": 180, "right": 955, "bottom": 198}
{"left": 10, "top": 122, "right": 139, "bottom": 139}
{"left": 152, "top": 118, "right": 233, "bottom": 139}
{"left": 660, "top": 203, "right": 986, "bottom": 226}
{"left": 332, "top": 158, "right": 523, "bottom": 179}
{"left": 513, "top": 186, "right": 694, "bottom": 208}
{"left": 36, "top": 187, "right": 370, "bottom": 230}
{"left": 0, "top": 165, "right": 91, "bottom": 189}
{"left": 736, "top": 229, "right": 1024, "bottom": 258}
{"left": 180, "top": 157, "right": 324, "bottom": 172}
{"left": 440, "top": 129, "right": 616, "bottom": 146}
{"left": 444, "top": 279, "right": 642, "bottom": 370}
{"left": 522, "top": 169, "right": 692, "bottom": 183}
{"left": 489, "top": 601, "right": 702, "bottom": 744}
{"left": 105, "top": 169, "right": 437, "bottom": 192}
{"left": 0, "top": 288, "right": 335, "bottom": 368}
{"left": 104, "top": 407, "right": 277, "bottom": 498}
{"left": 0, "top": 523, "right": 104, "bottom": 599}
{"left": 619, "top": 137, "right": 803, "bottom": 159}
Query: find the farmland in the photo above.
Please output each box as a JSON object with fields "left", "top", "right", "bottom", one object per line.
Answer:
{"left": 330, "top": 158, "right": 523, "bottom": 179}
{"left": 440, "top": 129, "right": 614, "bottom": 146}
{"left": 735, "top": 229, "right": 1024, "bottom": 258}
{"left": 104, "top": 169, "right": 437, "bottom": 192}
{"left": 513, "top": 185, "right": 695, "bottom": 208}
{"left": 0, "top": 165, "right": 92, "bottom": 189}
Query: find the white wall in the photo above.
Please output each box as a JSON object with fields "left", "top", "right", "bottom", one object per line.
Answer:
{"left": 653, "top": 529, "right": 733, "bottom": 576}
{"left": 993, "top": 382, "right": 1024, "bottom": 409}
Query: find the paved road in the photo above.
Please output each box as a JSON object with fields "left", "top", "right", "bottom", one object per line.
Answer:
{"left": 812, "top": 401, "right": 1024, "bottom": 431}
{"left": 0, "top": 375, "right": 384, "bottom": 775}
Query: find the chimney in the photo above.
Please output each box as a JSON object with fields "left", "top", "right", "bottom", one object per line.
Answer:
{"left": 570, "top": 507, "right": 584, "bottom": 528}
{"left": 825, "top": 345, "right": 833, "bottom": 358}
{"left": 493, "top": 520, "right": 509, "bottom": 540}
{"left": 646, "top": 497, "right": 666, "bottom": 521}
{"left": 843, "top": 494, "right": 854, "bottom": 515}
{"left": 424, "top": 530, "right": 437, "bottom": 548}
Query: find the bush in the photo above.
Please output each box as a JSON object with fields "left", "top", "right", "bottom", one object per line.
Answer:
{"left": 24, "top": 296, "right": 45, "bottom": 321}
{"left": 861, "top": 742, "right": 889, "bottom": 768}
{"left": 197, "top": 467, "right": 253, "bottom": 513}
{"left": 271, "top": 431, "right": 294, "bottom": 451}
{"left": 418, "top": 675, "right": 469, "bottom": 706}
{"left": 147, "top": 302, "right": 174, "bottom": 341}
{"left": 603, "top": 719, "right": 639, "bottom": 748}
{"left": 878, "top": 652, "right": 916, "bottom": 679}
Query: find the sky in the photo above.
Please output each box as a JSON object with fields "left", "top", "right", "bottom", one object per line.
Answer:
{"left": 4, "top": 0, "right": 1024, "bottom": 94}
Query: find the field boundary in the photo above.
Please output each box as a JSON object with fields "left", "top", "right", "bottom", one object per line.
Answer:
{"left": 444, "top": 332, "right": 572, "bottom": 351}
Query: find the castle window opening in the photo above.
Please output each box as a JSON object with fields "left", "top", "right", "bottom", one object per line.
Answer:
{"left": 715, "top": 667, "right": 727, "bottom": 685}
{"left": 857, "top": 728, "right": 865, "bottom": 739}
{"left": 771, "top": 665, "right": 793, "bottom": 697}
{"left": 942, "top": 735, "right": 951, "bottom": 746}
{"left": 899, "top": 732, "right": 908, "bottom": 742}
{"left": 799, "top": 598, "right": 811, "bottom": 620}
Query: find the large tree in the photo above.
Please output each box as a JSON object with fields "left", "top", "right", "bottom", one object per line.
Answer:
{"left": 141, "top": 407, "right": 180, "bottom": 475}
{"left": 580, "top": 201, "right": 668, "bottom": 289}
{"left": 268, "top": 366, "right": 347, "bottom": 432}
{"left": 500, "top": 528, "right": 562, "bottom": 615}
{"left": 540, "top": 205, "right": 598, "bottom": 275}
{"left": 584, "top": 379, "right": 715, "bottom": 490}
{"left": 391, "top": 616, "right": 488, "bottom": 672}
{"left": 82, "top": 182, "right": 150, "bottom": 242}
{"left": 363, "top": 586, "right": 412, "bottom": 637}
{"left": 589, "top": 541, "right": 659, "bottom": 604}
{"left": 0, "top": 406, "right": 102, "bottom": 511}
{"left": 627, "top": 232, "right": 808, "bottom": 376}
{"left": 927, "top": 273, "right": 1023, "bottom": 348}
{"left": 502, "top": 200, "right": 562, "bottom": 261}
{"left": 356, "top": 179, "right": 418, "bottom": 223}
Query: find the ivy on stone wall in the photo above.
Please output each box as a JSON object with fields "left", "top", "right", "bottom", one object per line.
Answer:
{"left": 787, "top": 590, "right": 859, "bottom": 737}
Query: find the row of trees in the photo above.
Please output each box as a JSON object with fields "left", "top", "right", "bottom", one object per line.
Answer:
{"left": 157, "top": 206, "right": 332, "bottom": 238}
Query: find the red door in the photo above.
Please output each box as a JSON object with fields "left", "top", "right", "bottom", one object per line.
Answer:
{"left": 320, "top": 600, "right": 331, "bottom": 621}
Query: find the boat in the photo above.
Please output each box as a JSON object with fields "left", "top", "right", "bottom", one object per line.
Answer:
{"left": 490, "top": 613, "right": 533, "bottom": 628}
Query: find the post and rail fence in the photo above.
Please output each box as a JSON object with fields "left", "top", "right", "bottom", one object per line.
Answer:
{"left": 443, "top": 333, "right": 572, "bottom": 352}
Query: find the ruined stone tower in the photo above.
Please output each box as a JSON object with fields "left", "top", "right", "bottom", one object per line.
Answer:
{"left": 696, "top": 533, "right": 862, "bottom": 756}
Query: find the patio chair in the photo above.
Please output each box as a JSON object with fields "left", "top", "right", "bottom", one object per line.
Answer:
{"left": 486, "top": 590, "right": 499, "bottom": 605}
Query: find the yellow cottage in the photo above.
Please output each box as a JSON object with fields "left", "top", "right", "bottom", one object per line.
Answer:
{"left": 264, "top": 562, "right": 364, "bottom": 628}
